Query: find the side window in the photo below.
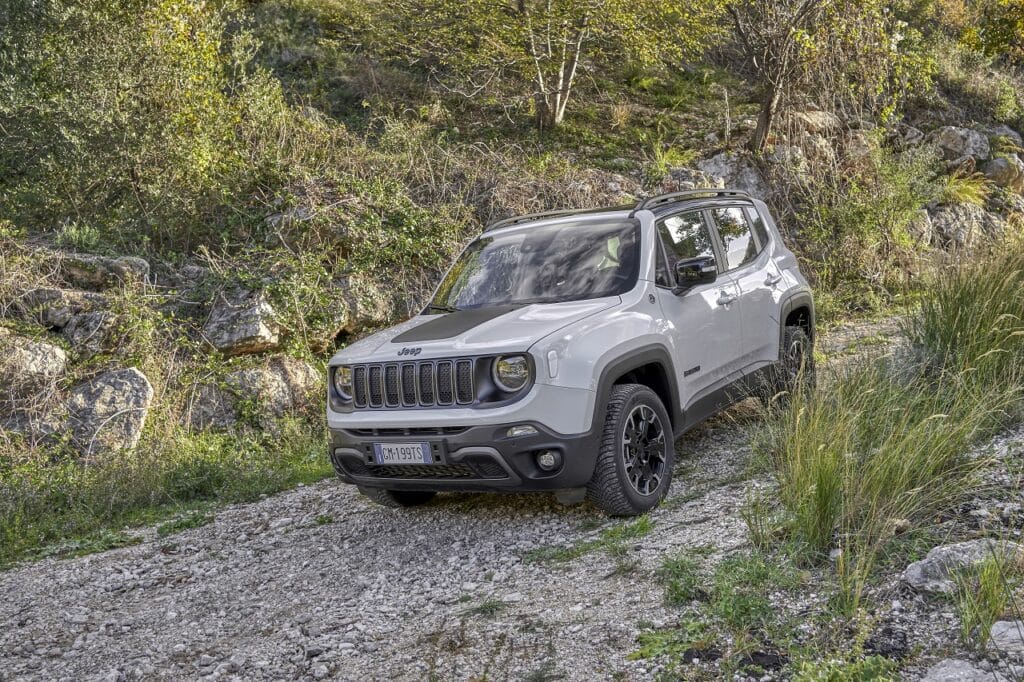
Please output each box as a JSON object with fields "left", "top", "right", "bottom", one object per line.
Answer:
{"left": 744, "top": 206, "right": 771, "bottom": 249}
{"left": 657, "top": 212, "right": 716, "bottom": 275}
{"left": 654, "top": 240, "right": 671, "bottom": 286}
{"left": 712, "top": 207, "right": 759, "bottom": 271}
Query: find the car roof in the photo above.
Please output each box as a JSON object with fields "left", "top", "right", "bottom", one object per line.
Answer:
{"left": 482, "top": 189, "right": 754, "bottom": 233}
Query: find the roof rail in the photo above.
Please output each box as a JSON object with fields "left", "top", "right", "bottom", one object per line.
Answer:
{"left": 632, "top": 188, "right": 751, "bottom": 214}
{"left": 483, "top": 207, "right": 595, "bottom": 232}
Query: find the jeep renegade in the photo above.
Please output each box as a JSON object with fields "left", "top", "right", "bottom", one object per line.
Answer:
{"left": 327, "top": 189, "right": 814, "bottom": 515}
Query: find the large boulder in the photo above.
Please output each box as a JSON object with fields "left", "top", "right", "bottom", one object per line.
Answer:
{"left": 63, "top": 311, "right": 116, "bottom": 358}
{"left": 60, "top": 253, "right": 149, "bottom": 290}
{"left": 203, "top": 289, "right": 281, "bottom": 356}
{"left": 791, "top": 110, "right": 841, "bottom": 134}
{"left": 983, "top": 155, "right": 1024, "bottom": 193}
{"left": 930, "top": 126, "right": 991, "bottom": 162}
{"left": 928, "top": 203, "right": 1007, "bottom": 250}
{"left": 906, "top": 209, "right": 934, "bottom": 246}
{"left": 187, "top": 355, "right": 321, "bottom": 430}
{"left": 0, "top": 334, "right": 67, "bottom": 408}
{"left": 921, "top": 659, "right": 992, "bottom": 681}
{"left": 66, "top": 368, "right": 154, "bottom": 457}
{"left": 19, "top": 288, "right": 108, "bottom": 330}
{"left": 657, "top": 167, "right": 725, "bottom": 194}
{"left": 989, "top": 621, "right": 1024, "bottom": 653}
{"left": 696, "top": 153, "right": 769, "bottom": 198}
{"left": 902, "top": 539, "right": 1021, "bottom": 593}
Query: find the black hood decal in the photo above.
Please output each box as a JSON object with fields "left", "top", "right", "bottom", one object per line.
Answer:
{"left": 391, "top": 306, "right": 521, "bottom": 343}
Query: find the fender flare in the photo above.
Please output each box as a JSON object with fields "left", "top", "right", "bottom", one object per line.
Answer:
{"left": 592, "top": 345, "right": 680, "bottom": 432}
{"left": 779, "top": 289, "right": 816, "bottom": 354}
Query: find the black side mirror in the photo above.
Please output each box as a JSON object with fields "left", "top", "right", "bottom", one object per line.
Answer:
{"left": 674, "top": 256, "right": 718, "bottom": 292}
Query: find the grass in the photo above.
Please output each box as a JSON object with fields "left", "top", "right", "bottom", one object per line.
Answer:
{"left": 940, "top": 172, "right": 992, "bottom": 207}
{"left": 753, "top": 244, "right": 1024, "bottom": 615}
{"left": 466, "top": 598, "right": 509, "bottom": 618}
{"left": 523, "top": 516, "right": 652, "bottom": 565}
{"left": 954, "top": 551, "right": 1019, "bottom": 648}
{"left": 0, "top": 418, "right": 330, "bottom": 568}
{"left": 658, "top": 554, "right": 704, "bottom": 606}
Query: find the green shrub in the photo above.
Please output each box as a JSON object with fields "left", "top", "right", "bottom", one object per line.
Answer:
{"left": 793, "top": 655, "right": 896, "bottom": 681}
{"left": 954, "top": 552, "right": 1017, "bottom": 648}
{"left": 658, "top": 554, "right": 704, "bottom": 606}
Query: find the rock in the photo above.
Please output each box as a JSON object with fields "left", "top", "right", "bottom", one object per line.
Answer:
{"left": 657, "top": 167, "right": 725, "bottom": 194}
{"left": 791, "top": 110, "right": 841, "bottom": 134}
{"left": 66, "top": 368, "right": 154, "bottom": 457}
{"left": 63, "top": 311, "right": 116, "bottom": 358}
{"left": 61, "top": 253, "right": 149, "bottom": 290}
{"left": 339, "top": 276, "right": 394, "bottom": 336}
{"left": 19, "top": 288, "right": 108, "bottom": 330}
{"left": 985, "top": 124, "right": 1024, "bottom": 148}
{"left": 928, "top": 203, "right": 1007, "bottom": 250}
{"left": 187, "top": 355, "right": 321, "bottom": 430}
{"left": 843, "top": 130, "right": 873, "bottom": 161}
{"left": 902, "top": 539, "right": 1021, "bottom": 593}
{"left": 696, "top": 153, "right": 768, "bottom": 198}
{"left": 765, "top": 145, "right": 806, "bottom": 169}
{"left": 921, "top": 659, "right": 992, "bottom": 681}
{"left": 990, "top": 621, "right": 1024, "bottom": 653}
{"left": 906, "top": 210, "right": 933, "bottom": 246}
{"left": 0, "top": 335, "right": 67, "bottom": 406}
{"left": 983, "top": 155, "right": 1024, "bottom": 193}
{"left": 203, "top": 289, "right": 281, "bottom": 356}
{"left": 893, "top": 123, "right": 926, "bottom": 148}
{"left": 931, "top": 126, "right": 991, "bottom": 162}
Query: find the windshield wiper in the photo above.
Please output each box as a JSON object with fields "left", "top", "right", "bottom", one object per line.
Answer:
{"left": 425, "top": 303, "right": 461, "bottom": 314}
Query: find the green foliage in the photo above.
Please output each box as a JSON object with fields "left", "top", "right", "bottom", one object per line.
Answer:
{"left": 658, "top": 554, "right": 704, "bottom": 606}
{"left": 941, "top": 173, "right": 993, "bottom": 206}
{"left": 523, "top": 516, "right": 652, "bottom": 564}
{"left": 629, "top": 618, "right": 716, "bottom": 660}
{"left": 711, "top": 553, "right": 801, "bottom": 635}
{"left": 954, "top": 553, "right": 1017, "bottom": 648}
{"left": 0, "top": 417, "right": 329, "bottom": 568}
{"left": 795, "top": 141, "right": 942, "bottom": 312}
{"left": 793, "top": 655, "right": 896, "bottom": 681}
{"left": 156, "top": 511, "right": 214, "bottom": 538}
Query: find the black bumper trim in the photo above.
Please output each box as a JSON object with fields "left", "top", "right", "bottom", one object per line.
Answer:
{"left": 328, "top": 421, "right": 600, "bottom": 492}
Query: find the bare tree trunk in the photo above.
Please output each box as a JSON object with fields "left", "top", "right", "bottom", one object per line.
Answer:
{"left": 751, "top": 84, "right": 781, "bottom": 153}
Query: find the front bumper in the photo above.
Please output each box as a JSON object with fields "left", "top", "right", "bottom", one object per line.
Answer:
{"left": 329, "top": 421, "right": 600, "bottom": 492}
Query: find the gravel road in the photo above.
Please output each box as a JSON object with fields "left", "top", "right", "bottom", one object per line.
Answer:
{"left": 0, "top": 321, "right": 903, "bottom": 682}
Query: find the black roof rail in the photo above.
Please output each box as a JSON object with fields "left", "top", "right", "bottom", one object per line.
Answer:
{"left": 483, "top": 206, "right": 615, "bottom": 232}
{"left": 632, "top": 188, "right": 751, "bottom": 214}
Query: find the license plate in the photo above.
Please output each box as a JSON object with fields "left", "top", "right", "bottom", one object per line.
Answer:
{"left": 373, "top": 442, "right": 432, "bottom": 465}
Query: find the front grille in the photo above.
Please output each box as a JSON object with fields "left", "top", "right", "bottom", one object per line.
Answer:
{"left": 351, "top": 358, "right": 476, "bottom": 409}
{"left": 344, "top": 426, "right": 470, "bottom": 437}
{"left": 337, "top": 455, "right": 508, "bottom": 481}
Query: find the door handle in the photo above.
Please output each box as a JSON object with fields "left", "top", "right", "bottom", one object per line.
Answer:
{"left": 716, "top": 292, "right": 737, "bottom": 306}
{"left": 765, "top": 273, "right": 783, "bottom": 287}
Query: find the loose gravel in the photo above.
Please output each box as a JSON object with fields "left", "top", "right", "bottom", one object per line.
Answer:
{"left": 0, "top": 318, "right": 924, "bottom": 681}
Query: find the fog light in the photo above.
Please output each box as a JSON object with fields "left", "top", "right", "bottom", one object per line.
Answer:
{"left": 536, "top": 449, "right": 561, "bottom": 471}
{"left": 507, "top": 425, "right": 538, "bottom": 438}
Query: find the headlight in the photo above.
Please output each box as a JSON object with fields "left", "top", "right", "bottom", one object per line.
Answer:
{"left": 493, "top": 355, "right": 531, "bottom": 393}
{"left": 333, "top": 366, "right": 353, "bottom": 400}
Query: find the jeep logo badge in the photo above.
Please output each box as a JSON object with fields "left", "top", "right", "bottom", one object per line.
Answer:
{"left": 397, "top": 347, "right": 422, "bottom": 357}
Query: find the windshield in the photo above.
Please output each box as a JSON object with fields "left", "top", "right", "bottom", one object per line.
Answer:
{"left": 429, "top": 219, "right": 640, "bottom": 311}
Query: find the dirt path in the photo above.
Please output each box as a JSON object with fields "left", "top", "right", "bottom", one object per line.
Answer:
{"left": 0, "top": 320, "right": 904, "bottom": 682}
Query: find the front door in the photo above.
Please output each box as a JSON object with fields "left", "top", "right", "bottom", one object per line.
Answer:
{"left": 653, "top": 210, "right": 742, "bottom": 410}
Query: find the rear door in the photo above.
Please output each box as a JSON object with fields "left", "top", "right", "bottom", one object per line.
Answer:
{"left": 707, "top": 205, "right": 779, "bottom": 371}
{"left": 653, "top": 210, "right": 742, "bottom": 407}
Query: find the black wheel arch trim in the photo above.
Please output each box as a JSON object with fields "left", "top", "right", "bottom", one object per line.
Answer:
{"left": 779, "top": 289, "right": 815, "bottom": 352}
{"left": 593, "top": 345, "right": 681, "bottom": 433}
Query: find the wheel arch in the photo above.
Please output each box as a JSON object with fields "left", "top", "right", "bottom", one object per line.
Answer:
{"left": 593, "top": 345, "right": 679, "bottom": 433}
{"left": 780, "top": 290, "right": 815, "bottom": 350}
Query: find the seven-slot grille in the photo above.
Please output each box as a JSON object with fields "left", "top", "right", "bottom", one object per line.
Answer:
{"left": 351, "top": 359, "right": 476, "bottom": 409}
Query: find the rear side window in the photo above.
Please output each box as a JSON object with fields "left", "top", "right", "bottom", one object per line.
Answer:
{"left": 711, "top": 207, "right": 760, "bottom": 271}
{"left": 744, "top": 206, "right": 771, "bottom": 249}
{"left": 657, "top": 212, "right": 716, "bottom": 274}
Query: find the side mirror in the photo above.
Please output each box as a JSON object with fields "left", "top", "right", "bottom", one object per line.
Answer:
{"left": 675, "top": 256, "right": 718, "bottom": 292}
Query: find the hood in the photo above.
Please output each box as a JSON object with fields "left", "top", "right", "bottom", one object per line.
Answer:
{"left": 331, "top": 297, "right": 619, "bottom": 363}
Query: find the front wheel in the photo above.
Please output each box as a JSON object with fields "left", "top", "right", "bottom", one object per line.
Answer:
{"left": 587, "top": 384, "right": 675, "bottom": 516}
{"left": 358, "top": 487, "right": 437, "bottom": 508}
{"left": 761, "top": 325, "right": 815, "bottom": 407}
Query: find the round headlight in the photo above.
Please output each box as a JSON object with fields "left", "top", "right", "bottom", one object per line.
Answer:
{"left": 493, "top": 355, "right": 531, "bottom": 393}
{"left": 333, "top": 366, "right": 353, "bottom": 400}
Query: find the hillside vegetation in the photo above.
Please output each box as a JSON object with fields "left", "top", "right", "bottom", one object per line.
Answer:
{"left": 2, "top": 0, "right": 1024, "bottom": 675}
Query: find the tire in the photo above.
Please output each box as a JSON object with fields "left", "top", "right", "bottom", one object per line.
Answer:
{"left": 762, "top": 326, "right": 815, "bottom": 406}
{"left": 586, "top": 384, "right": 675, "bottom": 516}
{"left": 358, "top": 487, "right": 437, "bottom": 508}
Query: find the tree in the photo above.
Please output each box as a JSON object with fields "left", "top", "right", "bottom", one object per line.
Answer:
{"left": 727, "top": 0, "right": 827, "bottom": 153}
{"left": 364, "top": 0, "right": 725, "bottom": 129}
{"left": 729, "top": 0, "right": 934, "bottom": 153}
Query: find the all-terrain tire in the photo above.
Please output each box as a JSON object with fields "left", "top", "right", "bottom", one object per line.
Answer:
{"left": 358, "top": 487, "right": 437, "bottom": 508}
{"left": 761, "top": 326, "right": 815, "bottom": 407}
{"left": 586, "top": 384, "right": 675, "bottom": 516}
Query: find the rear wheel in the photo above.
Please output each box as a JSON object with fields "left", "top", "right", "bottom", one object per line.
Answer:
{"left": 587, "top": 384, "right": 675, "bottom": 516}
{"left": 761, "top": 325, "right": 815, "bottom": 406}
{"left": 358, "top": 487, "right": 437, "bottom": 508}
